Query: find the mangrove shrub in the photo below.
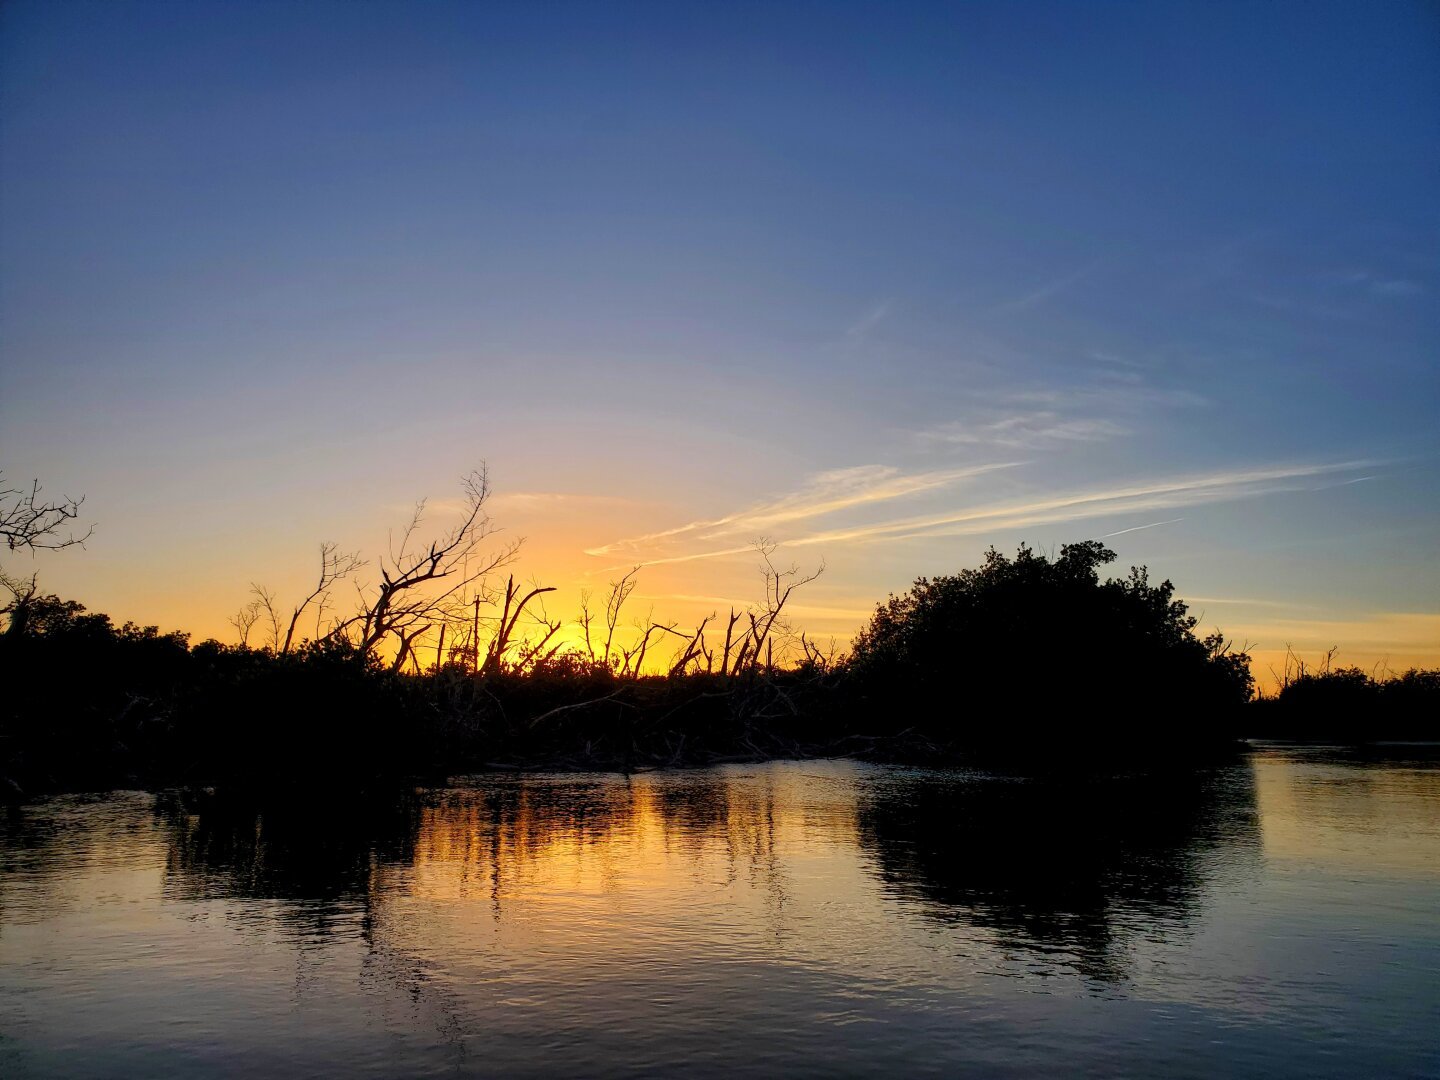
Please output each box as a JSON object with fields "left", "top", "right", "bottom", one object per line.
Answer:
{"left": 846, "top": 542, "right": 1253, "bottom": 749}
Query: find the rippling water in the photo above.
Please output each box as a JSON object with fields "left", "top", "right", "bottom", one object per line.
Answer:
{"left": 2, "top": 746, "right": 1437, "bottom": 1078}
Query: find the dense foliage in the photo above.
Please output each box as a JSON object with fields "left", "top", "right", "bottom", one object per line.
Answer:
{"left": 0, "top": 592, "right": 832, "bottom": 799}
{"left": 846, "top": 542, "right": 1254, "bottom": 750}
{"left": 1251, "top": 666, "right": 1440, "bottom": 741}
{"left": 5, "top": 542, "right": 1433, "bottom": 800}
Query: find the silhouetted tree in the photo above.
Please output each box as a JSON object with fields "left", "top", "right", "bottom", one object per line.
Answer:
{"left": 1253, "top": 658, "right": 1440, "bottom": 740}
{"left": 0, "top": 591, "right": 193, "bottom": 794}
{"left": 0, "top": 473, "right": 91, "bottom": 553}
{"left": 339, "top": 468, "right": 521, "bottom": 669}
{"left": 846, "top": 541, "right": 1253, "bottom": 750}
{"left": 0, "top": 472, "right": 94, "bottom": 641}
{"left": 238, "top": 467, "right": 520, "bottom": 668}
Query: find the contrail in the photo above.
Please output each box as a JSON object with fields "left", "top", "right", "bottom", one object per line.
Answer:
{"left": 1100, "top": 517, "right": 1184, "bottom": 538}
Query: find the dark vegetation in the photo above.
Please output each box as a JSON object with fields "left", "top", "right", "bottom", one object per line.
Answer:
{"left": 844, "top": 540, "right": 1255, "bottom": 759}
{"left": 1, "top": 468, "right": 1434, "bottom": 801}
{"left": 0, "top": 595, "right": 841, "bottom": 800}
{"left": 1248, "top": 649, "right": 1440, "bottom": 742}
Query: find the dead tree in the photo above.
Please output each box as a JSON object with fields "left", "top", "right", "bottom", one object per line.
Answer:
{"left": 666, "top": 614, "right": 713, "bottom": 677}
{"left": 601, "top": 567, "right": 640, "bottom": 667}
{"left": 739, "top": 540, "right": 824, "bottom": 676}
{"left": 622, "top": 613, "right": 676, "bottom": 675}
{"left": 509, "top": 586, "right": 567, "bottom": 670}
{"left": 718, "top": 607, "right": 743, "bottom": 676}
{"left": 0, "top": 474, "right": 93, "bottom": 553}
{"left": 482, "top": 574, "right": 557, "bottom": 674}
{"left": 250, "top": 584, "right": 281, "bottom": 651}
{"left": 228, "top": 597, "right": 264, "bottom": 647}
{"left": 280, "top": 542, "right": 366, "bottom": 653}
{"left": 414, "top": 586, "right": 487, "bottom": 673}
{"left": 327, "top": 467, "right": 522, "bottom": 666}
{"left": 392, "top": 621, "right": 433, "bottom": 674}
{"left": 577, "top": 588, "right": 597, "bottom": 661}
{"left": 514, "top": 621, "right": 567, "bottom": 670}
{"left": 796, "top": 632, "right": 837, "bottom": 672}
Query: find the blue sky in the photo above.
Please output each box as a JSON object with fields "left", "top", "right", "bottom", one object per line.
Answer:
{"left": 2, "top": 1, "right": 1437, "bottom": 678}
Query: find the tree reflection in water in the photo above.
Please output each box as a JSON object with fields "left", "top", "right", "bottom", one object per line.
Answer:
{"left": 855, "top": 764, "right": 1262, "bottom": 981}
{"left": 7, "top": 756, "right": 1431, "bottom": 1080}
{"left": 143, "top": 761, "right": 1263, "bottom": 988}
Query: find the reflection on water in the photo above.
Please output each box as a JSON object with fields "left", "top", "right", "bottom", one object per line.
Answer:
{"left": 858, "top": 768, "right": 1261, "bottom": 982}
{"left": 2, "top": 750, "right": 1438, "bottom": 1078}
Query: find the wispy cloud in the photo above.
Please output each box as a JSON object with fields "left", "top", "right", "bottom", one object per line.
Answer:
{"left": 1370, "top": 279, "right": 1424, "bottom": 297}
{"left": 996, "top": 261, "right": 1103, "bottom": 313}
{"left": 1260, "top": 268, "right": 1427, "bottom": 321}
{"left": 915, "top": 380, "right": 1206, "bottom": 454}
{"left": 590, "top": 543, "right": 760, "bottom": 572}
{"left": 787, "top": 461, "right": 1371, "bottom": 548}
{"left": 1086, "top": 349, "right": 1153, "bottom": 373}
{"left": 585, "top": 461, "right": 1020, "bottom": 558}
{"left": 1001, "top": 383, "right": 1209, "bottom": 411}
{"left": 1333, "top": 269, "right": 1425, "bottom": 298}
{"left": 589, "top": 459, "right": 1375, "bottom": 570}
{"left": 920, "top": 412, "right": 1127, "bottom": 448}
{"left": 845, "top": 300, "right": 894, "bottom": 338}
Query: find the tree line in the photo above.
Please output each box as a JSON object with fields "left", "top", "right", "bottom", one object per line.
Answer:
{"left": 2, "top": 466, "right": 1434, "bottom": 801}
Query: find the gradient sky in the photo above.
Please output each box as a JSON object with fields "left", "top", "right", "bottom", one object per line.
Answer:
{"left": 2, "top": 0, "right": 1437, "bottom": 682}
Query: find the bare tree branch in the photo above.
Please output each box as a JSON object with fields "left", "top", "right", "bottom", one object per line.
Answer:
{"left": 602, "top": 567, "right": 640, "bottom": 667}
{"left": 0, "top": 474, "right": 93, "bottom": 553}
{"left": 341, "top": 466, "right": 521, "bottom": 664}
{"left": 281, "top": 542, "right": 366, "bottom": 653}
{"left": 229, "top": 597, "right": 263, "bottom": 647}
{"left": 483, "top": 574, "right": 557, "bottom": 674}
{"left": 250, "top": 584, "right": 281, "bottom": 651}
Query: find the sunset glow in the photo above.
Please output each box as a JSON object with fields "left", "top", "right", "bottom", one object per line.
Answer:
{"left": 2, "top": 3, "right": 1435, "bottom": 683}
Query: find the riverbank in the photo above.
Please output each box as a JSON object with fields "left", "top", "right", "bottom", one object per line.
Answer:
{"left": 3, "top": 582, "right": 1434, "bottom": 802}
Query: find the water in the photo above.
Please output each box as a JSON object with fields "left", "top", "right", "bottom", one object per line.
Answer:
{"left": 1, "top": 746, "right": 1437, "bottom": 1078}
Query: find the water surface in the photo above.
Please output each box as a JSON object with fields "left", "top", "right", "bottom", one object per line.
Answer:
{"left": 2, "top": 747, "right": 1437, "bottom": 1077}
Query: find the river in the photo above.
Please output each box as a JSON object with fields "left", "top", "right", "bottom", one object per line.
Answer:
{"left": 1, "top": 745, "right": 1436, "bottom": 1077}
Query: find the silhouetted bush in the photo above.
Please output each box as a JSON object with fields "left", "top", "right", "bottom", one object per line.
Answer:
{"left": 0, "top": 592, "right": 838, "bottom": 798}
{"left": 0, "top": 594, "right": 192, "bottom": 791}
{"left": 1249, "top": 665, "right": 1440, "bottom": 741}
{"left": 18, "top": 541, "right": 1427, "bottom": 799}
{"left": 844, "top": 542, "right": 1253, "bottom": 754}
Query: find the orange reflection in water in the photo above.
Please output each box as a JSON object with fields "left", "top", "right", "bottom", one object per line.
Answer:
{"left": 380, "top": 765, "right": 868, "bottom": 954}
{"left": 1251, "top": 745, "right": 1440, "bottom": 878}
{"left": 6, "top": 753, "right": 1440, "bottom": 1080}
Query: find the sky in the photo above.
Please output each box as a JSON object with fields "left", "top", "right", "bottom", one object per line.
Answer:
{"left": 2, "top": 0, "right": 1437, "bottom": 684}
